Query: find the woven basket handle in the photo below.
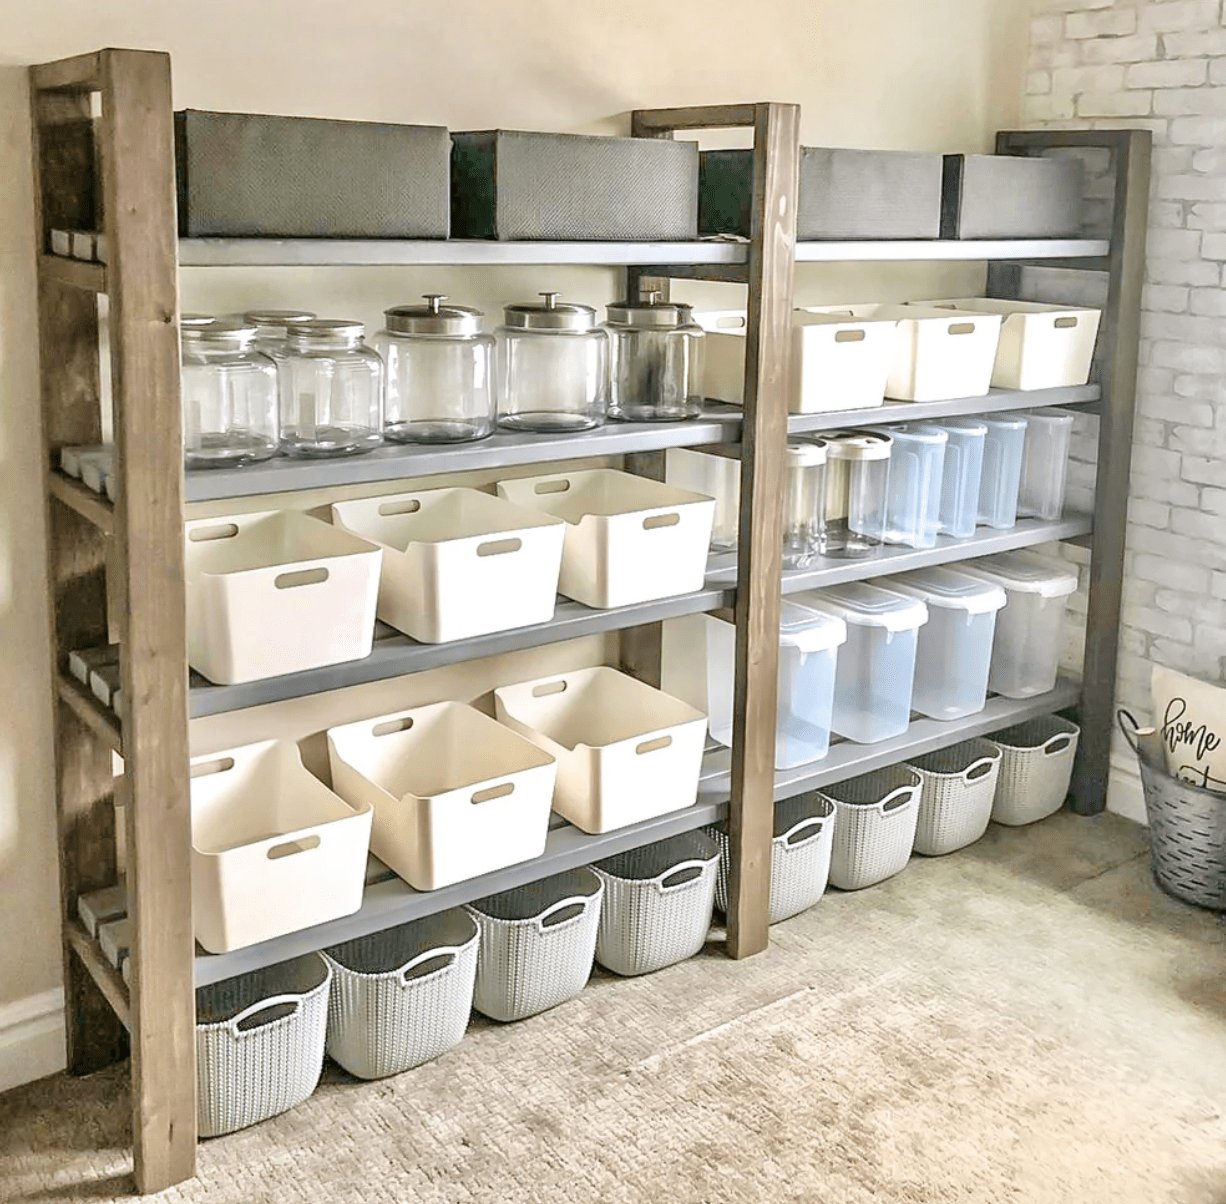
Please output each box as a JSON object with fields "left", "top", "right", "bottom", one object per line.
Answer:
{"left": 654, "top": 859, "right": 711, "bottom": 894}
{"left": 398, "top": 944, "right": 464, "bottom": 987}
{"left": 961, "top": 756, "right": 998, "bottom": 784}
{"left": 225, "top": 994, "right": 303, "bottom": 1038}
{"left": 780, "top": 816, "right": 828, "bottom": 848}
{"left": 878, "top": 786, "right": 915, "bottom": 815}
{"left": 1041, "top": 734, "right": 1074, "bottom": 756}
{"left": 535, "top": 895, "right": 593, "bottom": 934}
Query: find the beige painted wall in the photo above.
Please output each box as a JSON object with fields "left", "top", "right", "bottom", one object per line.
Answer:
{"left": 0, "top": 0, "right": 1027, "bottom": 1018}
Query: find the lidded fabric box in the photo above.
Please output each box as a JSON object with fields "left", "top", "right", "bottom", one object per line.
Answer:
{"left": 175, "top": 109, "right": 451, "bottom": 238}
{"left": 451, "top": 130, "right": 698, "bottom": 240}
{"left": 941, "top": 154, "right": 1083, "bottom": 240}
{"left": 699, "top": 146, "right": 943, "bottom": 240}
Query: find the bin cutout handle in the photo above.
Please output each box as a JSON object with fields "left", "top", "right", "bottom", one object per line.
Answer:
{"left": 536, "top": 896, "right": 591, "bottom": 932}
{"left": 1043, "top": 734, "right": 1073, "bottom": 756}
{"left": 471, "top": 782, "right": 515, "bottom": 805}
{"left": 275, "top": 567, "right": 329, "bottom": 590}
{"left": 373, "top": 716, "right": 414, "bottom": 737}
{"left": 714, "top": 315, "right": 745, "bottom": 330}
{"left": 656, "top": 860, "right": 710, "bottom": 892}
{"left": 532, "top": 680, "right": 567, "bottom": 698}
{"left": 226, "top": 993, "right": 303, "bottom": 1037}
{"left": 963, "top": 758, "right": 997, "bottom": 783}
{"left": 477, "top": 538, "right": 522, "bottom": 557}
{"left": 378, "top": 498, "right": 421, "bottom": 516}
{"left": 947, "top": 322, "right": 976, "bottom": 336}
{"left": 188, "top": 522, "right": 239, "bottom": 543}
{"left": 1054, "top": 316, "right": 1078, "bottom": 329}
{"left": 781, "top": 816, "right": 827, "bottom": 848}
{"left": 190, "top": 756, "right": 235, "bottom": 778}
{"left": 534, "top": 479, "right": 571, "bottom": 495}
{"left": 879, "top": 787, "right": 915, "bottom": 814}
{"left": 834, "top": 329, "right": 866, "bottom": 343}
{"left": 398, "top": 945, "right": 462, "bottom": 986}
{"left": 636, "top": 735, "right": 673, "bottom": 756}
{"left": 267, "top": 835, "right": 321, "bottom": 860}
{"left": 643, "top": 513, "right": 681, "bottom": 531}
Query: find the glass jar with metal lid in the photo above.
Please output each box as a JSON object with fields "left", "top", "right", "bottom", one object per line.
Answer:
{"left": 181, "top": 318, "right": 279, "bottom": 469}
{"left": 374, "top": 295, "right": 495, "bottom": 444}
{"left": 496, "top": 292, "right": 607, "bottom": 432}
{"left": 823, "top": 430, "right": 893, "bottom": 559}
{"left": 278, "top": 319, "right": 384, "bottom": 457}
{"left": 603, "top": 291, "right": 704, "bottom": 422}
{"left": 783, "top": 439, "right": 828, "bottom": 569}
{"left": 243, "top": 309, "right": 316, "bottom": 358}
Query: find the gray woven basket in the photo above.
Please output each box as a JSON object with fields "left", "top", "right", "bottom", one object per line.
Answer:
{"left": 322, "top": 909, "right": 479, "bottom": 1080}
{"left": 819, "top": 765, "right": 921, "bottom": 891}
{"left": 906, "top": 739, "right": 1001, "bottom": 856}
{"left": 592, "top": 831, "right": 719, "bottom": 977}
{"left": 195, "top": 954, "right": 331, "bottom": 1138}
{"left": 708, "top": 793, "right": 836, "bottom": 924}
{"left": 1120, "top": 711, "right": 1226, "bottom": 911}
{"left": 987, "top": 715, "right": 1079, "bottom": 827}
{"left": 466, "top": 868, "right": 603, "bottom": 1023}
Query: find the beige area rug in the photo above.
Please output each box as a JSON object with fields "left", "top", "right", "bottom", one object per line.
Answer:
{"left": 4, "top": 812, "right": 1226, "bottom": 1203}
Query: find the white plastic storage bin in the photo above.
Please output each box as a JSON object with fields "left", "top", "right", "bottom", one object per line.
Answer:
{"left": 664, "top": 445, "right": 740, "bottom": 551}
{"left": 880, "top": 424, "right": 947, "bottom": 549}
{"left": 988, "top": 715, "right": 1080, "bottom": 825}
{"left": 190, "top": 741, "right": 373, "bottom": 955}
{"left": 913, "top": 298, "right": 1101, "bottom": 391}
{"left": 1016, "top": 409, "right": 1076, "bottom": 521}
{"left": 185, "top": 510, "right": 381, "bottom": 685}
{"left": 698, "top": 308, "right": 898, "bottom": 414}
{"left": 905, "top": 738, "right": 1001, "bottom": 855}
{"left": 327, "top": 701, "right": 556, "bottom": 891}
{"left": 497, "top": 469, "right": 715, "bottom": 609}
{"left": 195, "top": 954, "right": 331, "bottom": 1138}
{"left": 709, "top": 792, "right": 836, "bottom": 924}
{"left": 494, "top": 667, "right": 706, "bottom": 834}
{"left": 592, "top": 830, "right": 720, "bottom": 977}
{"left": 931, "top": 418, "right": 986, "bottom": 540}
{"left": 466, "top": 868, "right": 603, "bottom": 1022}
{"left": 331, "top": 488, "right": 566, "bottom": 644}
{"left": 820, "top": 765, "right": 921, "bottom": 891}
{"left": 660, "top": 603, "right": 847, "bottom": 770}
{"left": 797, "top": 584, "right": 928, "bottom": 744}
{"left": 959, "top": 552, "right": 1079, "bottom": 698}
{"left": 322, "top": 909, "right": 479, "bottom": 1080}
{"left": 883, "top": 567, "right": 1006, "bottom": 721}
{"left": 977, "top": 414, "right": 1028, "bottom": 530}
{"left": 807, "top": 303, "right": 1002, "bottom": 402}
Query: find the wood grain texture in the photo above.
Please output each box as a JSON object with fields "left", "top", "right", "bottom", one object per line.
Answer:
{"left": 30, "top": 76, "right": 126, "bottom": 1077}
{"left": 726, "top": 104, "right": 799, "bottom": 959}
{"left": 96, "top": 48, "right": 196, "bottom": 1193}
{"left": 40, "top": 254, "right": 107, "bottom": 292}
{"left": 31, "top": 50, "right": 102, "bottom": 91}
{"left": 67, "top": 922, "right": 132, "bottom": 1031}
{"left": 632, "top": 104, "right": 757, "bottom": 132}
{"left": 49, "top": 471, "right": 115, "bottom": 535}
{"left": 56, "top": 673, "right": 123, "bottom": 755}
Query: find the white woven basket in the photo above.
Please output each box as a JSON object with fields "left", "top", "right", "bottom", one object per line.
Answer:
{"left": 709, "top": 793, "right": 836, "bottom": 924}
{"left": 820, "top": 765, "right": 921, "bottom": 891}
{"left": 987, "top": 715, "right": 1080, "bottom": 826}
{"left": 322, "top": 909, "right": 479, "bottom": 1080}
{"left": 195, "top": 954, "right": 331, "bottom": 1138}
{"left": 592, "top": 831, "right": 719, "bottom": 977}
{"left": 906, "top": 738, "right": 1001, "bottom": 856}
{"left": 466, "top": 868, "right": 603, "bottom": 1023}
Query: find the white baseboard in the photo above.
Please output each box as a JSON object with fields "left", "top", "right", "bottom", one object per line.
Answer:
{"left": 0, "top": 989, "right": 65, "bottom": 1094}
{"left": 1107, "top": 763, "right": 1147, "bottom": 826}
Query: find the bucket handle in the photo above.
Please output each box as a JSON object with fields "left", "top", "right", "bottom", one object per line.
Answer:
{"left": 1117, "top": 708, "right": 1143, "bottom": 755}
{"left": 961, "top": 756, "right": 998, "bottom": 784}
{"left": 225, "top": 993, "right": 303, "bottom": 1038}
{"left": 535, "top": 895, "right": 594, "bottom": 934}
{"left": 780, "top": 816, "right": 828, "bottom": 849}
{"left": 654, "top": 859, "right": 712, "bottom": 894}
{"left": 398, "top": 943, "right": 465, "bottom": 987}
{"left": 1042, "top": 733, "right": 1074, "bottom": 756}
{"left": 878, "top": 786, "right": 916, "bottom": 815}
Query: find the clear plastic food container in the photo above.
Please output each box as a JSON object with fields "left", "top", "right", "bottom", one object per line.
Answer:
{"left": 977, "top": 413, "right": 1028, "bottom": 530}
{"left": 822, "top": 430, "right": 892, "bottom": 559}
{"left": 930, "top": 418, "right": 986, "bottom": 540}
{"left": 664, "top": 446, "right": 740, "bottom": 552}
{"left": 880, "top": 424, "right": 947, "bottom": 549}
{"left": 783, "top": 440, "right": 827, "bottom": 568}
{"left": 1016, "top": 408, "right": 1075, "bottom": 521}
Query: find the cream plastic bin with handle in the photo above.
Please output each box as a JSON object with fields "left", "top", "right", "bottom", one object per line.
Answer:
{"left": 185, "top": 510, "right": 381, "bottom": 685}
{"left": 332, "top": 487, "right": 565, "bottom": 643}
{"left": 327, "top": 701, "right": 556, "bottom": 891}
{"left": 494, "top": 666, "right": 707, "bottom": 833}
{"left": 190, "top": 740, "right": 373, "bottom": 955}
{"left": 497, "top": 469, "right": 715, "bottom": 609}
{"left": 807, "top": 303, "right": 1002, "bottom": 402}
{"left": 910, "top": 298, "right": 1101, "bottom": 391}
{"left": 697, "top": 308, "right": 898, "bottom": 414}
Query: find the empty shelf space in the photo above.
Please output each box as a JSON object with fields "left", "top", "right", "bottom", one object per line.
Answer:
{"left": 66, "top": 921, "right": 131, "bottom": 1031}
{"left": 793, "top": 238, "right": 1109, "bottom": 263}
{"left": 698, "top": 678, "right": 1081, "bottom": 802}
{"left": 48, "top": 471, "right": 115, "bottom": 535}
{"left": 193, "top": 797, "right": 729, "bottom": 986}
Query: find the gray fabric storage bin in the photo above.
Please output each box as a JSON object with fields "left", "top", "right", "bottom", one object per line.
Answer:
{"left": 175, "top": 109, "right": 451, "bottom": 238}
{"left": 699, "top": 146, "right": 943, "bottom": 240}
{"left": 450, "top": 130, "right": 698, "bottom": 240}
{"left": 941, "top": 154, "right": 1083, "bottom": 239}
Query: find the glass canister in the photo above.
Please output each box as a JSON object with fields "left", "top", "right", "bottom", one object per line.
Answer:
{"left": 375, "top": 295, "right": 495, "bottom": 444}
{"left": 822, "top": 430, "right": 892, "bottom": 559}
{"left": 181, "top": 312, "right": 216, "bottom": 329}
{"left": 180, "top": 318, "right": 278, "bottom": 469}
{"left": 603, "top": 292, "right": 704, "bottom": 422}
{"left": 782, "top": 440, "right": 827, "bottom": 569}
{"left": 496, "top": 292, "right": 607, "bottom": 432}
{"left": 278, "top": 319, "right": 384, "bottom": 457}
{"left": 243, "top": 309, "right": 316, "bottom": 358}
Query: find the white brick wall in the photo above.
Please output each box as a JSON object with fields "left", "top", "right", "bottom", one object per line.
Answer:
{"left": 1023, "top": 0, "right": 1226, "bottom": 821}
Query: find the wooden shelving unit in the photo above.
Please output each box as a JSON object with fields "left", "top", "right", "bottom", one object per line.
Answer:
{"left": 28, "top": 47, "right": 1150, "bottom": 1194}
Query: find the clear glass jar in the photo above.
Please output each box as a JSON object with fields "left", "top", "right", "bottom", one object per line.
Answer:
{"left": 375, "top": 295, "right": 495, "bottom": 444}
{"left": 822, "top": 430, "right": 893, "bottom": 559}
{"left": 496, "top": 292, "right": 607, "bottom": 432}
{"left": 243, "top": 309, "right": 316, "bottom": 358}
{"left": 782, "top": 440, "right": 827, "bottom": 568}
{"left": 604, "top": 292, "right": 704, "bottom": 422}
{"left": 180, "top": 318, "right": 278, "bottom": 469}
{"left": 278, "top": 319, "right": 384, "bottom": 457}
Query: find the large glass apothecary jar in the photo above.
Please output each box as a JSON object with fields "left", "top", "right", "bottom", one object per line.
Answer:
{"left": 243, "top": 308, "right": 316, "bottom": 358}
{"left": 278, "top": 319, "right": 384, "bottom": 457}
{"left": 375, "top": 295, "right": 495, "bottom": 444}
{"left": 180, "top": 318, "right": 278, "bottom": 469}
{"left": 496, "top": 292, "right": 607, "bottom": 432}
{"left": 604, "top": 292, "right": 705, "bottom": 422}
